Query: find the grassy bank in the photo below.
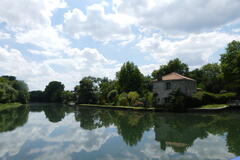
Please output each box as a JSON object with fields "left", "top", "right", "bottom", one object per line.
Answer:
{"left": 0, "top": 103, "right": 22, "bottom": 112}
{"left": 78, "top": 104, "right": 159, "bottom": 111}
{"left": 199, "top": 104, "right": 227, "bottom": 109}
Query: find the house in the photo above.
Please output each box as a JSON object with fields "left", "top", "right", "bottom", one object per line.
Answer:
{"left": 153, "top": 72, "right": 196, "bottom": 105}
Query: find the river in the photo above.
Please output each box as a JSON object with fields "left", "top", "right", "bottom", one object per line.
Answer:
{"left": 0, "top": 103, "right": 239, "bottom": 160}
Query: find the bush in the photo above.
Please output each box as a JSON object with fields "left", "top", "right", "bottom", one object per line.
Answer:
{"left": 143, "top": 92, "right": 154, "bottom": 107}
{"left": 118, "top": 97, "right": 129, "bottom": 106}
{"left": 192, "top": 91, "right": 237, "bottom": 105}
{"left": 127, "top": 91, "right": 139, "bottom": 106}
{"left": 117, "top": 92, "right": 129, "bottom": 106}
{"left": 107, "top": 90, "right": 118, "bottom": 104}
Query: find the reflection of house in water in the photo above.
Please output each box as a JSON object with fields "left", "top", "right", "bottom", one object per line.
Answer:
{"left": 153, "top": 72, "right": 196, "bottom": 105}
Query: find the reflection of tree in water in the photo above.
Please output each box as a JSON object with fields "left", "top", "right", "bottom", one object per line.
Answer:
{"left": 154, "top": 113, "right": 214, "bottom": 153}
{"left": 74, "top": 108, "right": 153, "bottom": 146}
{"left": 113, "top": 111, "right": 153, "bottom": 146}
{"left": 0, "top": 105, "right": 29, "bottom": 132}
{"left": 43, "top": 104, "right": 74, "bottom": 123}
{"left": 31, "top": 104, "right": 240, "bottom": 155}
{"left": 29, "top": 103, "right": 74, "bottom": 123}
{"left": 207, "top": 113, "right": 240, "bottom": 156}
{"left": 75, "top": 108, "right": 103, "bottom": 130}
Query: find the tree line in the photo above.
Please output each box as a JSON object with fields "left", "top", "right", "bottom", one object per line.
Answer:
{"left": 1, "top": 40, "right": 240, "bottom": 107}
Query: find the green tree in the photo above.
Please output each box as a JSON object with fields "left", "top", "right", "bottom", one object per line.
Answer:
{"left": 220, "top": 40, "right": 240, "bottom": 93}
{"left": 99, "top": 78, "right": 117, "bottom": 104}
{"left": 29, "top": 90, "right": 45, "bottom": 102}
{"left": 61, "top": 91, "right": 75, "bottom": 104}
{"left": 189, "top": 63, "right": 223, "bottom": 93}
{"left": 44, "top": 81, "right": 64, "bottom": 102}
{"left": 128, "top": 91, "right": 139, "bottom": 106}
{"left": 152, "top": 58, "right": 189, "bottom": 79}
{"left": 117, "top": 61, "right": 144, "bottom": 93}
{"left": 12, "top": 80, "right": 29, "bottom": 104}
{"left": 75, "top": 77, "right": 98, "bottom": 104}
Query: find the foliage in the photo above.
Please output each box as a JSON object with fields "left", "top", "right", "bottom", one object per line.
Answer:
{"left": 0, "top": 76, "right": 29, "bottom": 104}
{"left": 107, "top": 89, "right": 118, "bottom": 104}
{"left": 61, "top": 91, "right": 75, "bottom": 104}
{"left": 127, "top": 91, "right": 139, "bottom": 106}
{"left": 192, "top": 91, "right": 237, "bottom": 105}
{"left": 166, "top": 89, "right": 189, "bottom": 111}
{"left": 220, "top": 40, "right": 240, "bottom": 93}
{"left": 143, "top": 92, "right": 154, "bottom": 107}
{"left": 29, "top": 90, "right": 45, "bottom": 102}
{"left": 12, "top": 80, "right": 29, "bottom": 103}
{"left": 117, "top": 61, "right": 144, "bottom": 93}
{"left": 189, "top": 63, "right": 223, "bottom": 93}
{"left": 152, "top": 58, "right": 189, "bottom": 79}
{"left": 44, "top": 81, "right": 64, "bottom": 102}
{"left": 117, "top": 92, "right": 129, "bottom": 106}
{"left": 99, "top": 78, "right": 117, "bottom": 104}
{"left": 75, "top": 77, "right": 98, "bottom": 104}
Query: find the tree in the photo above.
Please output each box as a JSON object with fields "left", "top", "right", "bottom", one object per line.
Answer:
{"left": 12, "top": 80, "right": 29, "bottom": 104}
{"left": 29, "top": 91, "right": 45, "bottom": 102}
{"left": 220, "top": 40, "right": 240, "bottom": 93}
{"left": 189, "top": 63, "right": 223, "bottom": 93}
{"left": 117, "top": 61, "right": 144, "bottom": 93}
{"left": 75, "top": 77, "right": 98, "bottom": 104}
{"left": 44, "top": 81, "right": 64, "bottom": 102}
{"left": 152, "top": 58, "right": 189, "bottom": 79}
{"left": 61, "top": 91, "right": 75, "bottom": 104}
{"left": 99, "top": 78, "right": 117, "bottom": 104}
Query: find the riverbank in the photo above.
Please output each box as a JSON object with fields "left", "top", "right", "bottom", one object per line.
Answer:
{"left": 77, "top": 104, "right": 163, "bottom": 111}
{"left": 0, "top": 103, "right": 22, "bottom": 112}
{"left": 76, "top": 103, "right": 239, "bottom": 113}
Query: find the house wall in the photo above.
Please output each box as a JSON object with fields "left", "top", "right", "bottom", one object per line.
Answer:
{"left": 153, "top": 80, "right": 196, "bottom": 105}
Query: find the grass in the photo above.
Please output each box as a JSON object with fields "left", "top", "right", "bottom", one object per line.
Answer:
{"left": 78, "top": 104, "right": 158, "bottom": 111}
{"left": 199, "top": 104, "right": 227, "bottom": 109}
{"left": 0, "top": 103, "right": 22, "bottom": 112}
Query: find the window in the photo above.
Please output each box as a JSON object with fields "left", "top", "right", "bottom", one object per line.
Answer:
{"left": 166, "top": 82, "right": 171, "bottom": 90}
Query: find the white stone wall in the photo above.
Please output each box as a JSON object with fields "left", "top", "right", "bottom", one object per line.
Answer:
{"left": 153, "top": 80, "right": 196, "bottom": 105}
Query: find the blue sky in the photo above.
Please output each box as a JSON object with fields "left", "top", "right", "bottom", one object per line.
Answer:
{"left": 0, "top": 0, "right": 240, "bottom": 90}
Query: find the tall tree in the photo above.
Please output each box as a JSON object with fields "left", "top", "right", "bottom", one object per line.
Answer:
{"left": 44, "top": 81, "right": 64, "bottom": 102}
{"left": 220, "top": 40, "right": 240, "bottom": 93}
{"left": 117, "top": 61, "right": 144, "bottom": 93}
{"left": 189, "top": 63, "right": 223, "bottom": 93}
{"left": 152, "top": 58, "right": 189, "bottom": 79}
{"left": 75, "top": 77, "right": 98, "bottom": 104}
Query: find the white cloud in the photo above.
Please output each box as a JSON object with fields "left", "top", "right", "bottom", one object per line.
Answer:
{"left": 139, "top": 64, "right": 159, "bottom": 76}
{"left": 114, "top": 0, "right": 240, "bottom": 33}
{"left": 0, "top": 46, "right": 119, "bottom": 90}
{"left": 137, "top": 32, "right": 240, "bottom": 66}
{"left": 16, "top": 26, "right": 70, "bottom": 52}
{"left": 0, "top": 0, "right": 67, "bottom": 31}
{"left": 0, "top": 31, "right": 11, "bottom": 40}
{"left": 63, "top": 3, "right": 135, "bottom": 43}
{"left": 0, "top": 113, "right": 118, "bottom": 159}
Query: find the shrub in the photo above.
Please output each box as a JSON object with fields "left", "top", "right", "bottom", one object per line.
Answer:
{"left": 127, "top": 91, "right": 139, "bottom": 106}
{"left": 107, "top": 90, "right": 118, "bottom": 104}
{"left": 192, "top": 91, "right": 237, "bottom": 105}
{"left": 117, "top": 92, "right": 129, "bottom": 106}
{"left": 143, "top": 92, "right": 154, "bottom": 107}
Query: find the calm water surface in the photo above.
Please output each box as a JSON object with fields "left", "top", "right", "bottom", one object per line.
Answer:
{"left": 0, "top": 103, "right": 240, "bottom": 160}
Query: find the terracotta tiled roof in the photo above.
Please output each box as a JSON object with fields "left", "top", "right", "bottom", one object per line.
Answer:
{"left": 161, "top": 72, "right": 195, "bottom": 81}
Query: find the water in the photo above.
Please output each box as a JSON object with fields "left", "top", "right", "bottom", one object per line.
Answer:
{"left": 0, "top": 103, "right": 240, "bottom": 160}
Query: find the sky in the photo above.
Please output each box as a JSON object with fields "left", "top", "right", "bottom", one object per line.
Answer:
{"left": 0, "top": 0, "right": 240, "bottom": 91}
